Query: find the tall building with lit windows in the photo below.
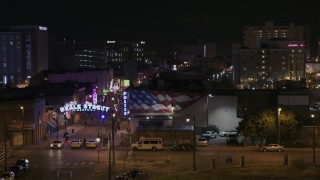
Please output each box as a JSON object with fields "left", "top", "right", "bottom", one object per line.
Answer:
{"left": 243, "top": 21, "right": 309, "bottom": 55}
{"left": 53, "top": 41, "right": 106, "bottom": 70}
{"left": 0, "top": 25, "right": 48, "bottom": 87}
{"left": 106, "top": 41, "right": 148, "bottom": 79}
{"left": 233, "top": 39, "right": 307, "bottom": 89}
{"left": 53, "top": 40, "right": 149, "bottom": 84}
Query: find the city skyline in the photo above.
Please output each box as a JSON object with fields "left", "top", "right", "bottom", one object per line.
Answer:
{"left": 1, "top": 0, "right": 320, "bottom": 56}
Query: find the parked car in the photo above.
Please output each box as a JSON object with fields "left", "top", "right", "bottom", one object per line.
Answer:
{"left": 15, "top": 159, "right": 29, "bottom": 171}
{"left": 219, "top": 129, "right": 238, "bottom": 137}
{"left": 201, "top": 131, "right": 217, "bottom": 139}
{"left": 114, "top": 169, "right": 148, "bottom": 180}
{"left": 259, "top": 144, "right": 284, "bottom": 152}
{"left": 86, "top": 139, "right": 98, "bottom": 148}
{"left": 1, "top": 171, "right": 15, "bottom": 180}
{"left": 170, "top": 143, "right": 194, "bottom": 151}
{"left": 219, "top": 130, "right": 229, "bottom": 137}
{"left": 50, "top": 140, "right": 64, "bottom": 149}
{"left": 70, "top": 139, "right": 82, "bottom": 148}
{"left": 197, "top": 137, "right": 208, "bottom": 147}
{"left": 226, "top": 134, "right": 238, "bottom": 146}
{"left": 131, "top": 137, "right": 163, "bottom": 151}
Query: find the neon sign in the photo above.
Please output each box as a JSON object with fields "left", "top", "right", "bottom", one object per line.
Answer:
{"left": 92, "top": 88, "right": 97, "bottom": 105}
{"left": 123, "top": 91, "right": 129, "bottom": 117}
{"left": 288, "top": 44, "right": 305, "bottom": 48}
{"left": 60, "top": 104, "right": 110, "bottom": 113}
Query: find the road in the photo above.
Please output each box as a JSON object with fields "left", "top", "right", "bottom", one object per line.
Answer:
{"left": 1, "top": 120, "right": 320, "bottom": 179}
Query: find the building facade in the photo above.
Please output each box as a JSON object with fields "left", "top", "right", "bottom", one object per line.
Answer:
{"left": 0, "top": 25, "right": 48, "bottom": 87}
{"left": 243, "top": 21, "right": 309, "bottom": 54}
{"left": 52, "top": 40, "right": 149, "bottom": 85}
{"left": 0, "top": 90, "right": 46, "bottom": 148}
{"left": 233, "top": 40, "right": 307, "bottom": 89}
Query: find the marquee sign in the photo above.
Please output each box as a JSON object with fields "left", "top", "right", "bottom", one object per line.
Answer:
{"left": 60, "top": 104, "right": 110, "bottom": 113}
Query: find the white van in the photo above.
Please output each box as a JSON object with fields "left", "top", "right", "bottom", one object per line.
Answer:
{"left": 131, "top": 137, "right": 163, "bottom": 151}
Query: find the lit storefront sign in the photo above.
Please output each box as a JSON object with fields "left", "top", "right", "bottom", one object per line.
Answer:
{"left": 123, "top": 91, "right": 129, "bottom": 117}
{"left": 60, "top": 104, "right": 110, "bottom": 113}
{"left": 288, "top": 43, "right": 305, "bottom": 48}
{"left": 92, "top": 88, "right": 97, "bottom": 105}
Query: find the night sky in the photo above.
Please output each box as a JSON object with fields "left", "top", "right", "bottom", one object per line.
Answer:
{"left": 1, "top": 0, "right": 320, "bottom": 56}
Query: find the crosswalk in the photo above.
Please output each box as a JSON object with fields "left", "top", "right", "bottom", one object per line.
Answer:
{"left": 27, "top": 161, "right": 95, "bottom": 169}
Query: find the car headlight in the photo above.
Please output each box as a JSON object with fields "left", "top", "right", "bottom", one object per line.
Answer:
{"left": 58, "top": 144, "right": 61, "bottom": 147}
{"left": 50, "top": 144, "right": 53, "bottom": 147}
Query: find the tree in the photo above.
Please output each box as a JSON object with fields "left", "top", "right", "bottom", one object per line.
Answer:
{"left": 237, "top": 108, "right": 299, "bottom": 146}
{"left": 257, "top": 109, "right": 277, "bottom": 144}
{"left": 278, "top": 109, "right": 299, "bottom": 146}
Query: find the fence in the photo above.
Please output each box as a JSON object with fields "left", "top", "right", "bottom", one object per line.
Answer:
{"left": 121, "top": 148, "right": 319, "bottom": 176}
{"left": 0, "top": 141, "right": 12, "bottom": 166}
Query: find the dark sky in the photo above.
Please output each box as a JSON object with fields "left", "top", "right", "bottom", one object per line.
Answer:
{"left": 1, "top": 0, "right": 320, "bottom": 56}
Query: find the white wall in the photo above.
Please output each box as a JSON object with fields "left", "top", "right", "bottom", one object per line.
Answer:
{"left": 208, "top": 96, "right": 241, "bottom": 131}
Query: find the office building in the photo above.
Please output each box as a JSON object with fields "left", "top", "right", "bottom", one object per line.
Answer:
{"left": 233, "top": 39, "right": 307, "bottom": 89}
{"left": 53, "top": 40, "right": 149, "bottom": 85}
{"left": 243, "top": 21, "right": 309, "bottom": 55}
{"left": 0, "top": 25, "right": 48, "bottom": 87}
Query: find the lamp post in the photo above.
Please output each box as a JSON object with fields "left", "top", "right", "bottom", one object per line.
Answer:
{"left": 207, "top": 94, "right": 213, "bottom": 127}
{"left": 277, "top": 107, "right": 281, "bottom": 145}
{"left": 64, "top": 112, "right": 67, "bottom": 138}
{"left": 171, "top": 105, "right": 175, "bottom": 127}
{"left": 53, "top": 112, "right": 58, "bottom": 140}
{"left": 20, "top": 106, "right": 25, "bottom": 148}
{"left": 112, "top": 112, "right": 116, "bottom": 167}
{"left": 186, "top": 115, "right": 196, "bottom": 171}
{"left": 96, "top": 137, "right": 101, "bottom": 164}
{"left": 311, "top": 114, "right": 316, "bottom": 164}
{"left": 4, "top": 115, "right": 8, "bottom": 171}
{"left": 108, "top": 132, "right": 111, "bottom": 180}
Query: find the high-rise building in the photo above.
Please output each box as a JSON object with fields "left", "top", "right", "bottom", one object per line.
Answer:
{"left": 53, "top": 40, "right": 149, "bottom": 84}
{"left": 0, "top": 25, "right": 48, "bottom": 87}
{"left": 243, "top": 21, "right": 309, "bottom": 55}
{"left": 233, "top": 39, "right": 307, "bottom": 89}
{"left": 53, "top": 40, "right": 106, "bottom": 71}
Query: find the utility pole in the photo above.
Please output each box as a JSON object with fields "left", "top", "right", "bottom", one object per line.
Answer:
{"left": 108, "top": 132, "right": 111, "bottom": 180}
{"left": 4, "top": 115, "right": 8, "bottom": 170}
{"left": 112, "top": 112, "right": 115, "bottom": 166}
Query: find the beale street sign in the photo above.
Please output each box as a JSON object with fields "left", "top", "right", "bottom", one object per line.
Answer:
{"left": 60, "top": 104, "right": 110, "bottom": 113}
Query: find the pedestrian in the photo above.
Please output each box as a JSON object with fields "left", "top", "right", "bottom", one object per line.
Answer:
{"left": 83, "top": 138, "right": 86, "bottom": 148}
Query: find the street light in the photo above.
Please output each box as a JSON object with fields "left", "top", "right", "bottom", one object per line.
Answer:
{"left": 53, "top": 112, "right": 58, "bottom": 140}
{"left": 20, "top": 106, "right": 25, "bottom": 148}
{"left": 186, "top": 115, "right": 196, "bottom": 171}
{"left": 3, "top": 115, "right": 8, "bottom": 170}
{"left": 96, "top": 137, "right": 101, "bottom": 164}
{"left": 278, "top": 107, "right": 281, "bottom": 145}
{"left": 112, "top": 112, "right": 116, "bottom": 167}
{"left": 207, "top": 94, "right": 213, "bottom": 127}
{"left": 311, "top": 114, "right": 316, "bottom": 164}
{"left": 64, "top": 112, "right": 67, "bottom": 138}
{"left": 108, "top": 132, "right": 111, "bottom": 180}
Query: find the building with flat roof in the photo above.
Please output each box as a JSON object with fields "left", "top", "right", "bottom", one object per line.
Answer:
{"left": 243, "top": 21, "right": 309, "bottom": 54}
{"left": 233, "top": 39, "right": 307, "bottom": 89}
{"left": 0, "top": 25, "right": 48, "bottom": 87}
